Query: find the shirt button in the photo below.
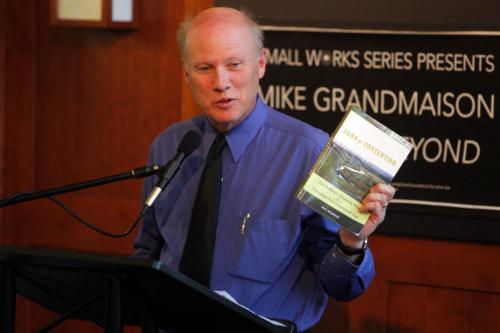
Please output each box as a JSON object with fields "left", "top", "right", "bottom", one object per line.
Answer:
{"left": 221, "top": 177, "right": 224, "bottom": 182}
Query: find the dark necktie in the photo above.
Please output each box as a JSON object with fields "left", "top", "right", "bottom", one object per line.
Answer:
{"left": 179, "top": 134, "right": 227, "bottom": 286}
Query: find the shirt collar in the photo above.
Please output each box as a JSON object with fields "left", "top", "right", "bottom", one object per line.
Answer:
{"left": 224, "top": 96, "right": 267, "bottom": 162}
{"left": 201, "top": 96, "right": 267, "bottom": 163}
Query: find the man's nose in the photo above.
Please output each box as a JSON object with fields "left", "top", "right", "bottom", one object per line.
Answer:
{"left": 213, "top": 68, "right": 230, "bottom": 92}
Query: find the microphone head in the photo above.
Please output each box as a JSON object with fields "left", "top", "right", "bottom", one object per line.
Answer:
{"left": 178, "top": 130, "right": 202, "bottom": 156}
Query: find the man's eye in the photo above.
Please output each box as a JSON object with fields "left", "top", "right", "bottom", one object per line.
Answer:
{"left": 196, "top": 66, "right": 210, "bottom": 72}
{"left": 229, "top": 62, "right": 241, "bottom": 69}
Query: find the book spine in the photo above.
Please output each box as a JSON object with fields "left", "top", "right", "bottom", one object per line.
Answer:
{"left": 295, "top": 134, "right": 335, "bottom": 199}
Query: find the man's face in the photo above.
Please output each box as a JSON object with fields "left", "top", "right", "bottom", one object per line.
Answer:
{"left": 184, "top": 22, "right": 266, "bottom": 133}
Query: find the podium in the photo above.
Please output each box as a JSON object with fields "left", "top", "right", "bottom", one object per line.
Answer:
{"left": 0, "top": 246, "right": 296, "bottom": 333}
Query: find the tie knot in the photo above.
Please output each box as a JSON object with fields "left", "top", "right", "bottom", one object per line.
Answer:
{"left": 207, "top": 134, "right": 227, "bottom": 163}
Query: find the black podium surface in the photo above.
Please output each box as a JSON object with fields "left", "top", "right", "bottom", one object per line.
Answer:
{"left": 0, "top": 246, "right": 296, "bottom": 333}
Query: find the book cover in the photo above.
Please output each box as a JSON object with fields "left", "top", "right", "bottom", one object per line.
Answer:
{"left": 296, "top": 105, "right": 413, "bottom": 235}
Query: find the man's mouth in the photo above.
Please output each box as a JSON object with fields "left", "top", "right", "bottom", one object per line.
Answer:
{"left": 213, "top": 98, "right": 235, "bottom": 108}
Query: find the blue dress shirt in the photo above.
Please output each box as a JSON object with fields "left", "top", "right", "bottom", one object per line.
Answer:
{"left": 134, "top": 97, "right": 375, "bottom": 331}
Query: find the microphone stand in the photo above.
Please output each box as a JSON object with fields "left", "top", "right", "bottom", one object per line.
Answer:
{"left": 0, "top": 165, "right": 161, "bottom": 208}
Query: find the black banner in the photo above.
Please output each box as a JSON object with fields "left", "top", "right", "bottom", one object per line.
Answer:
{"left": 259, "top": 28, "right": 500, "bottom": 242}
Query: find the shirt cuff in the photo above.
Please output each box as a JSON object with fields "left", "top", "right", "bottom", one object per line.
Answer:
{"left": 317, "top": 244, "right": 371, "bottom": 280}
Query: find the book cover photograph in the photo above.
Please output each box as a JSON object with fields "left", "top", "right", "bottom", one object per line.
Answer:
{"left": 296, "top": 105, "right": 413, "bottom": 235}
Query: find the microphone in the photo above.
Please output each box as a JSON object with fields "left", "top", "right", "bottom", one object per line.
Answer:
{"left": 141, "top": 130, "right": 202, "bottom": 216}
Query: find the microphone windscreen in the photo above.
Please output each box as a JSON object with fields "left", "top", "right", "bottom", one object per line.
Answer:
{"left": 177, "top": 130, "right": 202, "bottom": 156}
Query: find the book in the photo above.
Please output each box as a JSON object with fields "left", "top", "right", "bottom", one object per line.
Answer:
{"left": 296, "top": 105, "right": 413, "bottom": 235}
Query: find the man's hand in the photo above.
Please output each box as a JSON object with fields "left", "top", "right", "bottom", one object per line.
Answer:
{"left": 339, "top": 183, "right": 396, "bottom": 247}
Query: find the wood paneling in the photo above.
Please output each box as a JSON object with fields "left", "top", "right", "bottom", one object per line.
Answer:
{"left": 313, "top": 235, "right": 500, "bottom": 333}
{"left": 2, "top": 0, "right": 187, "bottom": 247}
{"left": 386, "top": 283, "right": 499, "bottom": 333}
{"left": 0, "top": 0, "right": 5, "bottom": 205}
{"left": 0, "top": 0, "right": 210, "bottom": 331}
{"left": 1, "top": 0, "right": 38, "bottom": 246}
{"left": 35, "top": 0, "right": 182, "bottom": 194}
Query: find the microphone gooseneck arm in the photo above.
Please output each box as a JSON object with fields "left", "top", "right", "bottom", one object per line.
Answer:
{"left": 0, "top": 165, "right": 161, "bottom": 208}
{"left": 0, "top": 129, "right": 202, "bottom": 239}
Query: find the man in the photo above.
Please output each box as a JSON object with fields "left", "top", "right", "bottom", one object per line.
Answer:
{"left": 134, "top": 7, "right": 395, "bottom": 332}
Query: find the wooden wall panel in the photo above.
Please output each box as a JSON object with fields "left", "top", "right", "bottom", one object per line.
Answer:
{"left": 2, "top": 0, "right": 185, "bottom": 249}
{"left": 0, "top": 0, "right": 5, "bottom": 207}
{"left": 35, "top": 0, "right": 182, "bottom": 194}
{"left": 1, "top": 0, "right": 38, "bottom": 246}
{"left": 313, "top": 235, "right": 500, "bottom": 333}
{"left": 386, "top": 282, "right": 499, "bottom": 332}
{"left": 0, "top": 0, "right": 208, "bottom": 331}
